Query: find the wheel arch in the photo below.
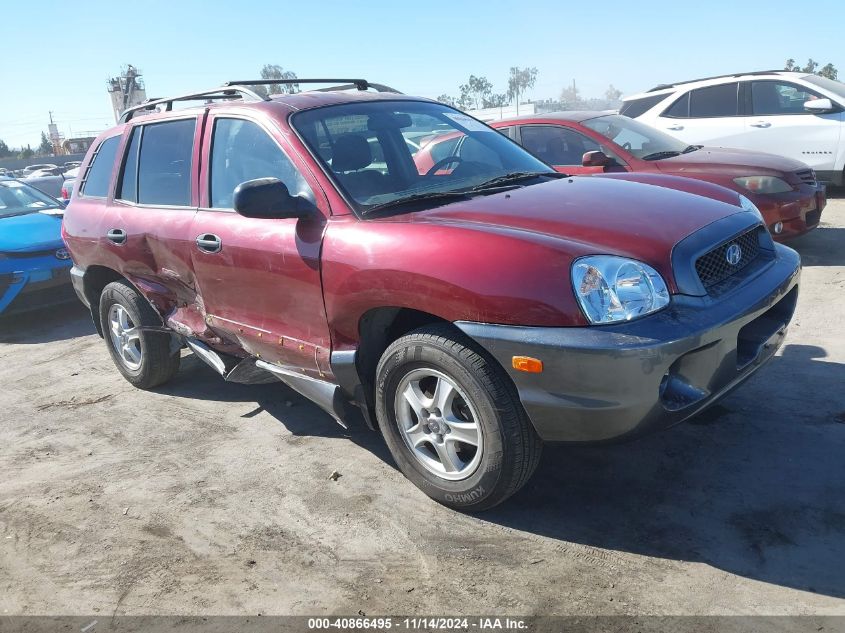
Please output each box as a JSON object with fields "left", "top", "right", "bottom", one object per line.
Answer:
{"left": 81, "top": 266, "right": 166, "bottom": 337}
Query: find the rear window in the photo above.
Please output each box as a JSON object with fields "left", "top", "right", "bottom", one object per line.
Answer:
{"left": 80, "top": 136, "right": 120, "bottom": 197}
{"left": 619, "top": 94, "right": 666, "bottom": 118}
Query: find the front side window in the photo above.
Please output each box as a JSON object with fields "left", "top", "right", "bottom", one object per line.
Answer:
{"left": 209, "top": 118, "right": 313, "bottom": 209}
{"left": 519, "top": 126, "right": 602, "bottom": 166}
{"left": 293, "top": 101, "right": 554, "bottom": 213}
{"left": 751, "top": 81, "right": 824, "bottom": 115}
{"left": 582, "top": 114, "right": 690, "bottom": 161}
{"left": 80, "top": 136, "right": 120, "bottom": 197}
{"left": 136, "top": 119, "right": 195, "bottom": 206}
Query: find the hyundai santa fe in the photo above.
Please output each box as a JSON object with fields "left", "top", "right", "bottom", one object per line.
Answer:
{"left": 63, "top": 78, "right": 801, "bottom": 510}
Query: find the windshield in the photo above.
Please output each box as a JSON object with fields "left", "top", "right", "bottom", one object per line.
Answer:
{"left": 582, "top": 114, "right": 691, "bottom": 160}
{"left": 292, "top": 100, "right": 554, "bottom": 213}
{"left": 802, "top": 74, "right": 845, "bottom": 101}
{"left": 0, "top": 180, "right": 62, "bottom": 217}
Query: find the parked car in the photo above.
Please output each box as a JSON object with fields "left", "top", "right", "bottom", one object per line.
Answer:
{"left": 59, "top": 167, "right": 79, "bottom": 203}
{"left": 487, "top": 112, "right": 826, "bottom": 240}
{"left": 620, "top": 70, "right": 845, "bottom": 187}
{"left": 23, "top": 166, "right": 74, "bottom": 199}
{"left": 0, "top": 177, "right": 74, "bottom": 316}
{"left": 21, "top": 163, "right": 58, "bottom": 177}
{"left": 64, "top": 79, "right": 800, "bottom": 510}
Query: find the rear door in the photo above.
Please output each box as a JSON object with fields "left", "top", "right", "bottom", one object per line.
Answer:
{"left": 190, "top": 113, "right": 331, "bottom": 376}
{"left": 738, "top": 79, "right": 842, "bottom": 173}
{"left": 653, "top": 82, "right": 745, "bottom": 146}
{"left": 102, "top": 116, "right": 202, "bottom": 329}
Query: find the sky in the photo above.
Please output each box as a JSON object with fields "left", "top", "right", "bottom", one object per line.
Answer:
{"left": 1, "top": 0, "right": 842, "bottom": 149}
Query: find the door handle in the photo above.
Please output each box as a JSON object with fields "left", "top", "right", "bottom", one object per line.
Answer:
{"left": 667, "top": 124, "right": 684, "bottom": 131}
{"left": 750, "top": 121, "right": 772, "bottom": 128}
{"left": 106, "top": 228, "right": 127, "bottom": 245}
{"left": 195, "top": 233, "right": 222, "bottom": 253}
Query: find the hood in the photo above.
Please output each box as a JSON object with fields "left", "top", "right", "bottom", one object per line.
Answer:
{"left": 654, "top": 146, "right": 808, "bottom": 178}
{"left": 0, "top": 212, "right": 65, "bottom": 253}
{"left": 394, "top": 176, "right": 745, "bottom": 277}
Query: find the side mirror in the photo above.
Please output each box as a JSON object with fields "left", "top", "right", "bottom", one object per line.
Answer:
{"left": 804, "top": 98, "right": 837, "bottom": 114}
{"left": 233, "top": 178, "right": 312, "bottom": 219}
{"left": 582, "top": 150, "right": 612, "bottom": 167}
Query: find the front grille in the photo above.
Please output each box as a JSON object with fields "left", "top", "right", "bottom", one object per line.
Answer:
{"left": 2, "top": 249, "right": 59, "bottom": 260}
{"left": 805, "top": 208, "right": 821, "bottom": 227}
{"left": 796, "top": 169, "right": 816, "bottom": 186}
{"left": 695, "top": 227, "right": 762, "bottom": 290}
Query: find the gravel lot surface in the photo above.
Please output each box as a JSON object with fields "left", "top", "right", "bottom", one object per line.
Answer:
{"left": 1, "top": 196, "right": 844, "bottom": 617}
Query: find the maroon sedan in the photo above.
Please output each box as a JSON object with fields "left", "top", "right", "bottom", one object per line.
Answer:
{"left": 490, "top": 113, "right": 826, "bottom": 241}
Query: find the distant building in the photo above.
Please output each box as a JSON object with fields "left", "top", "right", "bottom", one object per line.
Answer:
{"left": 108, "top": 65, "right": 148, "bottom": 122}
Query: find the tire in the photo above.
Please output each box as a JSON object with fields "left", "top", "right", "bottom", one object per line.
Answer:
{"left": 375, "top": 324, "right": 542, "bottom": 511}
{"left": 98, "top": 280, "right": 180, "bottom": 389}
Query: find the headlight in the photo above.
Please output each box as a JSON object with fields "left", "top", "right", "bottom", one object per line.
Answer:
{"left": 733, "top": 176, "right": 792, "bottom": 194}
{"left": 571, "top": 256, "right": 670, "bottom": 324}
{"left": 738, "top": 194, "right": 764, "bottom": 223}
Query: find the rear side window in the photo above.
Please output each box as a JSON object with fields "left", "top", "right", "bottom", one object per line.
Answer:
{"left": 619, "top": 94, "right": 666, "bottom": 118}
{"left": 80, "top": 136, "right": 120, "bottom": 197}
{"left": 689, "top": 83, "right": 739, "bottom": 117}
{"left": 137, "top": 119, "right": 196, "bottom": 206}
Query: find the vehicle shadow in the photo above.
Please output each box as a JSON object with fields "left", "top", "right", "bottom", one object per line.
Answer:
{"left": 154, "top": 354, "right": 394, "bottom": 465}
{"left": 0, "top": 302, "right": 95, "bottom": 343}
{"left": 483, "top": 343, "right": 845, "bottom": 598}
{"left": 788, "top": 222, "right": 845, "bottom": 267}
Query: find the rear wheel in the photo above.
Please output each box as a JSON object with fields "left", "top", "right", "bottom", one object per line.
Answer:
{"left": 99, "top": 280, "right": 180, "bottom": 389}
{"left": 375, "top": 324, "right": 542, "bottom": 511}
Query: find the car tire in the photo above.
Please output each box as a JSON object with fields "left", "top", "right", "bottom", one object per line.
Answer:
{"left": 99, "top": 280, "right": 180, "bottom": 389}
{"left": 375, "top": 324, "right": 542, "bottom": 511}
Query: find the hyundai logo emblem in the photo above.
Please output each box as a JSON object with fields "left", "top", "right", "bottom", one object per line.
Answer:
{"left": 55, "top": 248, "right": 71, "bottom": 261}
{"left": 725, "top": 243, "right": 742, "bottom": 266}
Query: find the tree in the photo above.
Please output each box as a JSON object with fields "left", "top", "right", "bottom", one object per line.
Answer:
{"left": 484, "top": 93, "right": 509, "bottom": 108}
{"left": 507, "top": 67, "right": 538, "bottom": 114}
{"left": 459, "top": 75, "right": 493, "bottom": 110}
{"left": 18, "top": 145, "right": 34, "bottom": 159}
{"left": 254, "top": 64, "right": 298, "bottom": 98}
{"left": 0, "top": 139, "right": 11, "bottom": 158}
{"left": 784, "top": 58, "right": 837, "bottom": 80}
{"left": 436, "top": 94, "right": 456, "bottom": 107}
{"left": 38, "top": 131, "right": 52, "bottom": 156}
{"left": 605, "top": 84, "right": 623, "bottom": 101}
{"left": 560, "top": 80, "right": 582, "bottom": 108}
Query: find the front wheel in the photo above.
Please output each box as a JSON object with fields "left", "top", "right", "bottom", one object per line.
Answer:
{"left": 99, "top": 280, "right": 180, "bottom": 389}
{"left": 375, "top": 325, "right": 542, "bottom": 511}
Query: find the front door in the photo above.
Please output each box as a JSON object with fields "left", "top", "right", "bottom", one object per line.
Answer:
{"left": 190, "top": 114, "right": 331, "bottom": 377}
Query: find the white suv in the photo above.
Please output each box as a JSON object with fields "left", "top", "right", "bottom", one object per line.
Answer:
{"left": 621, "top": 71, "right": 845, "bottom": 186}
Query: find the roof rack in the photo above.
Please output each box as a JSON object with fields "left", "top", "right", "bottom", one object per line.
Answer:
{"left": 647, "top": 70, "right": 788, "bottom": 92}
{"left": 119, "top": 85, "right": 266, "bottom": 122}
{"left": 223, "top": 78, "right": 401, "bottom": 94}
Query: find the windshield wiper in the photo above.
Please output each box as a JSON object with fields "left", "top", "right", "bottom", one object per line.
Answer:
{"left": 641, "top": 150, "right": 682, "bottom": 161}
{"left": 682, "top": 144, "right": 703, "bottom": 154}
{"left": 362, "top": 190, "right": 472, "bottom": 216}
{"left": 468, "top": 171, "right": 565, "bottom": 192}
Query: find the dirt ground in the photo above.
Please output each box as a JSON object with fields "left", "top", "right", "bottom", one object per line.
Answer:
{"left": 1, "top": 197, "right": 844, "bottom": 618}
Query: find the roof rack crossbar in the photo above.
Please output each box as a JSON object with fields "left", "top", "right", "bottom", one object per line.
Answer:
{"left": 647, "top": 70, "right": 789, "bottom": 92}
{"left": 119, "top": 86, "right": 267, "bottom": 123}
{"left": 225, "top": 78, "right": 371, "bottom": 91}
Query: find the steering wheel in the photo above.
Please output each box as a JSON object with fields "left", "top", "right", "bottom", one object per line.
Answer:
{"left": 424, "top": 156, "right": 464, "bottom": 176}
{"left": 621, "top": 142, "right": 632, "bottom": 151}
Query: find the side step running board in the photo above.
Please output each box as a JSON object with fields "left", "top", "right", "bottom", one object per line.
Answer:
{"left": 256, "top": 360, "right": 351, "bottom": 425}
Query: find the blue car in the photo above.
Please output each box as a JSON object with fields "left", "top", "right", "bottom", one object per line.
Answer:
{"left": 0, "top": 177, "right": 75, "bottom": 316}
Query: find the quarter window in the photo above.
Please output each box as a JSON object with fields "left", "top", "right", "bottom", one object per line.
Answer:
{"left": 751, "top": 81, "right": 823, "bottom": 115}
{"left": 619, "top": 94, "right": 667, "bottom": 118}
{"left": 136, "top": 119, "right": 196, "bottom": 206}
{"left": 209, "top": 118, "right": 312, "bottom": 209}
{"left": 520, "top": 126, "right": 601, "bottom": 166}
{"left": 117, "top": 127, "right": 140, "bottom": 202}
{"left": 80, "top": 136, "right": 120, "bottom": 198}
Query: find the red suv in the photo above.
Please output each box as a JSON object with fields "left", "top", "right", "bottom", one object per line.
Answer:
{"left": 63, "top": 79, "right": 800, "bottom": 510}
{"left": 486, "top": 112, "right": 826, "bottom": 241}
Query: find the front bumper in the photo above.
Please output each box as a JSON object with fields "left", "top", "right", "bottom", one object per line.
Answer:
{"left": 754, "top": 185, "right": 825, "bottom": 241}
{"left": 0, "top": 255, "right": 74, "bottom": 316}
{"left": 456, "top": 245, "right": 800, "bottom": 443}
